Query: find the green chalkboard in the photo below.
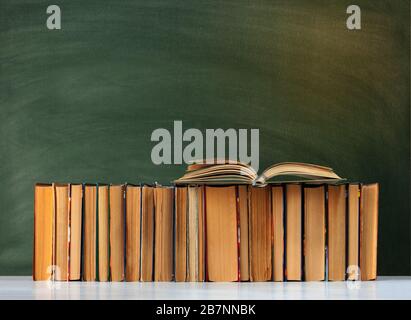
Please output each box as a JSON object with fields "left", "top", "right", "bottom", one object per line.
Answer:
{"left": 0, "top": 0, "right": 409, "bottom": 275}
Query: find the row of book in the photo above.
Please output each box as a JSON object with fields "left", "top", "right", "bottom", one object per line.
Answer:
{"left": 33, "top": 182, "right": 378, "bottom": 282}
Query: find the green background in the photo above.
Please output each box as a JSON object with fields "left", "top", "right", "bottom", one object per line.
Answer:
{"left": 0, "top": 0, "right": 409, "bottom": 275}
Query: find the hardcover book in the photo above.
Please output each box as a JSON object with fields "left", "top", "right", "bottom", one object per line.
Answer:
{"left": 286, "top": 184, "right": 302, "bottom": 281}
{"left": 174, "top": 186, "right": 188, "bottom": 282}
{"left": 109, "top": 185, "right": 125, "bottom": 282}
{"left": 328, "top": 185, "right": 346, "bottom": 281}
{"left": 154, "top": 187, "right": 174, "bottom": 281}
{"left": 304, "top": 185, "right": 325, "bottom": 281}
{"left": 83, "top": 184, "right": 97, "bottom": 282}
{"left": 141, "top": 186, "right": 154, "bottom": 282}
{"left": 54, "top": 184, "right": 69, "bottom": 281}
{"left": 249, "top": 186, "right": 272, "bottom": 281}
{"left": 98, "top": 185, "right": 109, "bottom": 282}
{"left": 33, "top": 184, "right": 54, "bottom": 281}
{"left": 205, "top": 186, "right": 238, "bottom": 282}
{"left": 125, "top": 185, "right": 141, "bottom": 282}
{"left": 272, "top": 186, "right": 284, "bottom": 282}
{"left": 360, "top": 184, "right": 379, "bottom": 281}
{"left": 69, "top": 184, "right": 83, "bottom": 281}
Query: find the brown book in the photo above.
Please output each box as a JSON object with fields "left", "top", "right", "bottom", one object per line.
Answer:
{"left": 98, "top": 185, "right": 109, "bottom": 281}
{"left": 55, "top": 184, "right": 69, "bottom": 281}
{"left": 126, "top": 185, "right": 141, "bottom": 282}
{"left": 187, "top": 186, "right": 199, "bottom": 282}
{"left": 347, "top": 184, "right": 360, "bottom": 280}
{"left": 249, "top": 186, "right": 272, "bottom": 281}
{"left": 187, "top": 186, "right": 205, "bottom": 281}
{"left": 154, "top": 187, "right": 174, "bottom": 281}
{"left": 83, "top": 184, "right": 97, "bottom": 281}
{"left": 304, "top": 185, "right": 325, "bottom": 281}
{"left": 33, "top": 184, "right": 55, "bottom": 281}
{"left": 69, "top": 184, "right": 82, "bottom": 281}
{"left": 198, "top": 186, "right": 205, "bottom": 282}
{"left": 205, "top": 186, "right": 238, "bottom": 282}
{"left": 141, "top": 186, "right": 154, "bottom": 281}
{"left": 110, "top": 185, "right": 125, "bottom": 281}
{"left": 286, "top": 184, "right": 302, "bottom": 281}
{"left": 238, "top": 185, "right": 249, "bottom": 281}
{"left": 272, "top": 186, "right": 284, "bottom": 282}
{"left": 360, "top": 183, "right": 379, "bottom": 281}
{"left": 175, "top": 187, "right": 188, "bottom": 282}
{"left": 328, "top": 185, "right": 346, "bottom": 281}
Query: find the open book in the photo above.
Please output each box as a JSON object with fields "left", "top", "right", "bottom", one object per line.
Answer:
{"left": 174, "top": 161, "right": 344, "bottom": 186}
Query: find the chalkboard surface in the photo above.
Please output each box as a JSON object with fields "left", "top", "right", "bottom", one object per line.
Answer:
{"left": 0, "top": 0, "right": 409, "bottom": 275}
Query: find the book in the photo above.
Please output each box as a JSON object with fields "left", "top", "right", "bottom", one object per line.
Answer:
{"left": 98, "top": 185, "right": 109, "bottom": 281}
{"left": 304, "top": 185, "right": 325, "bottom": 281}
{"left": 126, "top": 184, "right": 141, "bottom": 282}
{"left": 33, "top": 183, "right": 54, "bottom": 281}
{"left": 249, "top": 186, "right": 272, "bottom": 281}
{"left": 360, "top": 183, "right": 379, "bottom": 281}
{"left": 175, "top": 161, "right": 343, "bottom": 185}
{"left": 55, "top": 184, "right": 69, "bottom": 281}
{"left": 154, "top": 187, "right": 174, "bottom": 281}
{"left": 286, "top": 184, "right": 302, "bottom": 281}
{"left": 205, "top": 186, "right": 238, "bottom": 282}
{"left": 327, "top": 185, "right": 346, "bottom": 281}
{"left": 272, "top": 186, "right": 284, "bottom": 282}
{"left": 347, "top": 184, "right": 360, "bottom": 280}
{"left": 187, "top": 186, "right": 199, "bottom": 282}
{"left": 174, "top": 186, "right": 188, "bottom": 282}
{"left": 83, "top": 184, "right": 97, "bottom": 281}
{"left": 110, "top": 185, "right": 125, "bottom": 281}
{"left": 69, "top": 184, "right": 82, "bottom": 281}
{"left": 198, "top": 186, "right": 205, "bottom": 282}
{"left": 141, "top": 185, "right": 154, "bottom": 281}
{"left": 187, "top": 186, "right": 205, "bottom": 282}
{"left": 238, "top": 185, "right": 250, "bottom": 281}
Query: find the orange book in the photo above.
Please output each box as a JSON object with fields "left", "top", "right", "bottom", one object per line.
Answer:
{"left": 110, "top": 185, "right": 125, "bottom": 281}
{"left": 83, "top": 184, "right": 97, "bottom": 281}
{"left": 238, "top": 185, "right": 249, "bottom": 281}
{"left": 69, "top": 184, "right": 82, "bottom": 281}
{"left": 304, "top": 185, "right": 325, "bottom": 281}
{"left": 33, "top": 184, "right": 54, "bottom": 281}
{"left": 126, "top": 185, "right": 141, "bottom": 282}
{"left": 198, "top": 186, "right": 205, "bottom": 282}
{"left": 249, "top": 186, "right": 272, "bottom": 281}
{"left": 98, "top": 185, "right": 109, "bottom": 281}
{"left": 175, "top": 187, "right": 188, "bottom": 282}
{"left": 141, "top": 186, "right": 154, "bottom": 281}
{"left": 347, "top": 184, "right": 360, "bottom": 280}
{"left": 55, "top": 184, "right": 69, "bottom": 281}
{"left": 360, "top": 183, "right": 379, "bottom": 281}
{"left": 328, "top": 185, "right": 346, "bottom": 281}
{"left": 154, "top": 187, "right": 174, "bottom": 281}
{"left": 205, "top": 186, "right": 238, "bottom": 282}
{"left": 286, "top": 184, "right": 302, "bottom": 281}
{"left": 187, "top": 186, "right": 205, "bottom": 281}
{"left": 272, "top": 186, "right": 284, "bottom": 282}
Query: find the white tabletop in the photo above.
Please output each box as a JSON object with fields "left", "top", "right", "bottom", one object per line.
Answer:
{"left": 0, "top": 276, "right": 410, "bottom": 300}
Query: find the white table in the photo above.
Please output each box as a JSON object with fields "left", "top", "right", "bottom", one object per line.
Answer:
{"left": 0, "top": 276, "right": 410, "bottom": 300}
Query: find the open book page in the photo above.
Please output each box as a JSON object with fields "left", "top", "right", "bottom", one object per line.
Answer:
{"left": 175, "top": 163, "right": 257, "bottom": 184}
{"left": 255, "top": 162, "right": 343, "bottom": 185}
